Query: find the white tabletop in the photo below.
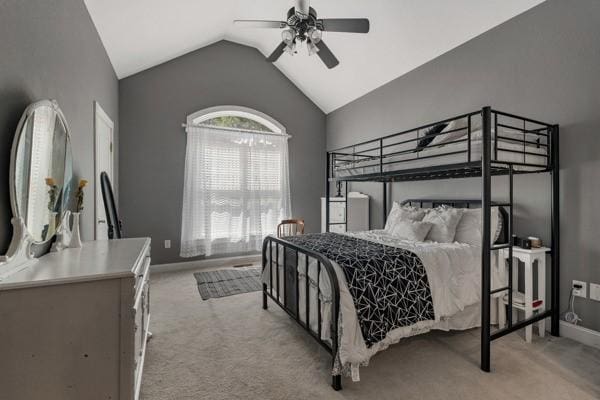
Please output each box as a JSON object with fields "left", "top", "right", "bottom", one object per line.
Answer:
{"left": 508, "top": 246, "right": 550, "bottom": 254}
{"left": 0, "top": 238, "right": 150, "bottom": 291}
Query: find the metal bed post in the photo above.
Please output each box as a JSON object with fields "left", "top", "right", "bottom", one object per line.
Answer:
{"left": 345, "top": 181, "right": 349, "bottom": 232}
{"left": 283, "top": 247, "right": 287, "bottom": 308}
{"left": 383, "top": 183, "right": 387, "bottom": 227}
{"left": 276, "top": 242, "right": 280, "bottom": 302}
{"left": 551, "top": 125, "right": 560, "bottom": 336}
{"left": 326, "top": 152, "right": 331, "bottom": 233}
{"left": 296, "top": 250, "right": 300, "bottom": 321}
{"left": 481, "top": 106, "right": 492, "bottom": 372}
{"left": 262, "top": 242, "right": 269, "bottom": 310}
{"left": 507, "top": 165, "right": 514, "bottom": 328}
{"left": 325, "top": 151, "right": 342, "bottom": 389}
{"left": 494, "top": 113, "right": 498, "bottom": 161}
{"left": 467, "top": 115, "right": 472, "bottom": 162}
{"left": 380, "top": 139, "right": 388, "bottom": 227}
{"left": 328, "top": 255, "right": 342, "bottom": 390}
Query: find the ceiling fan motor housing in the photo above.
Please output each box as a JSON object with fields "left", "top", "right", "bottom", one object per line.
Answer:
{"left": 287, "top": 7, "right": 319, "bottom": 42}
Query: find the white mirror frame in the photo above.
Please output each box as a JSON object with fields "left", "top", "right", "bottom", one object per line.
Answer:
{"left": 0, "top": 100, "right": 73, "bottom": 280}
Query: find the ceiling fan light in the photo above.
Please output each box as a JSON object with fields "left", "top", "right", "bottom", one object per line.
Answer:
{"left": 308, "top": 28, "right": 322, "bottom": 43}
{"left": 282, "top": 29, "right": 295, "bottom": 43}
{"left": 307, "top": 41, "right": 320, "bottom": 56}
{"left": 284, "top": 41, "right": 297, "bottom": 55}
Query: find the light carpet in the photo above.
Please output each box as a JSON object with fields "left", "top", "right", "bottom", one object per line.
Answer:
{"left": 141, "top": 268, "right": 600, "bottom": 400}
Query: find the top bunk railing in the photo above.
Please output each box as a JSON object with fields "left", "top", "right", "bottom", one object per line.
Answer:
{"left": 329, "top": 107, "right": 556, "bottom": 182}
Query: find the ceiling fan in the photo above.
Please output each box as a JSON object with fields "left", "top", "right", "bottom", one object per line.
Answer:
{"left": 234, "top": 0, "right": 370, "bottom": 69}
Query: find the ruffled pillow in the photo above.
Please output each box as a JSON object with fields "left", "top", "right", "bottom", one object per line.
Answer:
{"left": 389, "top": 220, "right": 433, "bottom": 242}
{"left": 422, "top": 206, "right": 464, "bottom": 243}
{"left": 454, "top": 207, "right": 503, "bottom": 246}
{"left": 384, "top": 202, "right": 426, "bottom": 232}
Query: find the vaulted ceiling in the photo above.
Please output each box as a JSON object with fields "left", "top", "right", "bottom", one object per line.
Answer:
{"left": 84, "top": 0, "right": 544, "bottom": 113}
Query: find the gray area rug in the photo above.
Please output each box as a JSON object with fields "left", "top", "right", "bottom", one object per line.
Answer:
{"left": 194, "top": 267, "right": 262, "bottom": 300}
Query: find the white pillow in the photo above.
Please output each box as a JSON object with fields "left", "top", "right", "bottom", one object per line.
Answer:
{"left": 422, "top": 206, "right": 464, "bottom": 243}
{"left": 429, "top": 119, "right": 469, "bottom": 147}
{"left": 454, "top": 207, "right": 503, "bottom": 246}
{"left": 389, "top": 220, "right": 433, "bottom": 242}
{"left": 384, "top": 202, "right": 426, "bottom": 232}
{"left": 431, "top": 115, "right": 536, "bottom": 148}
{"left": 469, "top": 128, "right": 541, "bottom": 144}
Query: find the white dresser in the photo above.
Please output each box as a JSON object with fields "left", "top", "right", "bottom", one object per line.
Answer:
{"left": 0, "top": 238, "right": 151, "bottom": 400}
{"left": 321, "top": 193, "right": 370, "bottom": 233}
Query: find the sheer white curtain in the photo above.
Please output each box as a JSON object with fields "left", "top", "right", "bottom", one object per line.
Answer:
{"left": 181, "top": 125, "right": 291, "bottom": 257}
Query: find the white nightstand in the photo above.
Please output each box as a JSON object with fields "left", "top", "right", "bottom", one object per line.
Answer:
{"left": 498, "top": 246, "right": 550, "bottom": 343}
{"left": 321, "top": 193, "right": 369, "bottom": 233}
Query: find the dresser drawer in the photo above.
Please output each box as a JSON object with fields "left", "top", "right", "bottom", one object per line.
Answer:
{"left": 133, "top": 275, "right": 150, "bottom": 399}
{"left": 330, "top": 223, "right": 346, "bottom": 233}
{"left": 329, "top": 203, "right": 345, "bottom": 223}
{"left": 134, "top": 249, "right": 151, "bottom": 292}
{"left": 132, "top": 270, "right": 148, "bottom": 355}
{"left": 132, "top": 246, "right": 151, "bottom": 399}
{"left": 133, "top": 288, "right": 144, "bottom": 370}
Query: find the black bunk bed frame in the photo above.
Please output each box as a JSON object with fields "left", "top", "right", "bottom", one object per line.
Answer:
{"left": 261, "top": 106, "right": 560, "bottom": 391}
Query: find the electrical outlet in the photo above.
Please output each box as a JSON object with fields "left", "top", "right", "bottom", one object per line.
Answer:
{"left": 590, "top": 283, "right": 600, "bottom": 302}
{"left": 572, "top": 280, "right": 587, "bottom": 298}
{"left": 164, "top": 239, "right": 171, "bottom": 249}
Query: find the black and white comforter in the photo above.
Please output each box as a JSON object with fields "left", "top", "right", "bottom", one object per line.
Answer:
{"left": 263, "top": 230, "right": 503, "bottom": 381}
{"left": 284, "top": 233, "right": 435, "bottom": 347}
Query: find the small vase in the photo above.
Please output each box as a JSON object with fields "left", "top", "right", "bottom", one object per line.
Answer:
{"left": 69, "top": 212, "right": 82, "bottom": 248}
{"left": 48, "top": 211, "right": 58, "bottom": 238}
{"left": 51, "top": 211, "right": 72, "bottom": 252}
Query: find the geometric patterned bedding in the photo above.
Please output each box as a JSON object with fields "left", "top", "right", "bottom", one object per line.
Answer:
{"left": 283, "top": 232, "right": 435, "bottom": 347}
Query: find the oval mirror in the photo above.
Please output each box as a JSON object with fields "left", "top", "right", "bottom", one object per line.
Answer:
{"left": 11, "top": 100, "right": 74, "bottom": 243}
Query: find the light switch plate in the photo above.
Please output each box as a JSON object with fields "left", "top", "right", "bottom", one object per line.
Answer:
{"left": 590, "top": 283, "right": 600, "bottom": 302}
{"left": 572, "top": 280, "right": 587, "bottom": 298}
{"left": 164, "top": 239, "right": 171, "bottom": 249}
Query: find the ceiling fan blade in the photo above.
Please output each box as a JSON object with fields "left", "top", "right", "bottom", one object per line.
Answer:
{"left": 234, "top": 20, "right": 287, "bottom": 29}
{"left": 320, "top": 18, "right": 370, "bottom": 33}
{"left": 315, "top": 40, "right": 339, "bottom": 69}
{"left": 267, "top": 42, "right": 288, "bottom": 62}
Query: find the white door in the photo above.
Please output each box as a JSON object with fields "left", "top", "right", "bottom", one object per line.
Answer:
{"left": 94, "top": 101, "right": 114, "bottom": 240}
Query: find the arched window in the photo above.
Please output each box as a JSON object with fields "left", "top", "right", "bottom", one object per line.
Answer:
{"left": 181, "top": 106, "right": 291, "bottom": 257}
{"left": 186, "top": 105, "right": 287, "bottom": 134}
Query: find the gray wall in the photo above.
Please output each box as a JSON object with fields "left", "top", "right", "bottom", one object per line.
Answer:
{"left": 0, "top": 0, "right": 119, "bottom": 252}
{"left": 119, "top": 40, "right": 326, "bottom": 265}
{"left": 327, "top": 0, "right": 600, "bottom": 331}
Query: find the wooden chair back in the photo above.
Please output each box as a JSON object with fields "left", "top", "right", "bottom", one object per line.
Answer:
{"left": 277, "top": 219, "right": 305, "bottom": 238}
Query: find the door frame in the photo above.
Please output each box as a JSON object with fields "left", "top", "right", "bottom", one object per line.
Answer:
{"left": 94, "top": 101, "right": 115, "bottom": 240}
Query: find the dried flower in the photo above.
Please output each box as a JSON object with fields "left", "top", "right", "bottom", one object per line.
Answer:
{"left": 76, "top": 178, "right": 87, "bottom": 212}
{"left": 45, "top": 177, "right": 56, "bottom": 187}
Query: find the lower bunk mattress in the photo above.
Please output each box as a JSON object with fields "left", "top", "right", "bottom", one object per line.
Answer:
{"left": 262, "top": 230, "right": 506, "bottom": 381}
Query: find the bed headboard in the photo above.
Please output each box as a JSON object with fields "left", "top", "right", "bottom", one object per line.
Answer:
{"left": 399, "top": 199, "right": 509, "bottom": 244}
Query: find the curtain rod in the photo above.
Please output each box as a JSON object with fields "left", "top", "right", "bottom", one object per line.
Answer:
{"left": 182, "top": 123, "right": 292, "bottom": 138}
